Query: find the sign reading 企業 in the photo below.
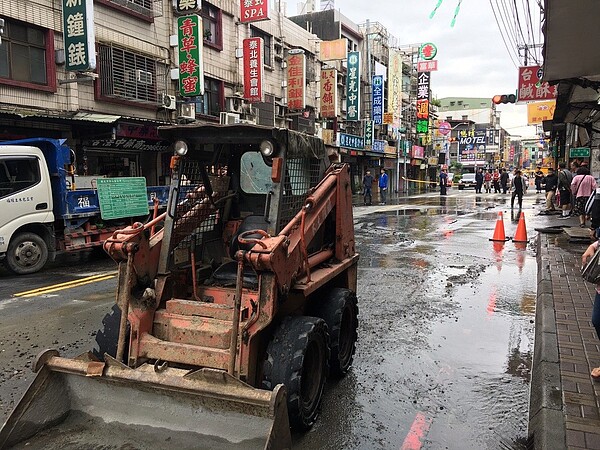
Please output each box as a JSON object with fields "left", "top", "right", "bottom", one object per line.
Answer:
{"left": 62, "top": 0, "right": 96, "bottom": 71}
{"left": 97, "top": 178, "right": 149, "bottom": 220}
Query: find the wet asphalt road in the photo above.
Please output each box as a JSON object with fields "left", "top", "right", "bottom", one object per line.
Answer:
{"left": 0, "top": 189, "right": 567, "bottom": 448}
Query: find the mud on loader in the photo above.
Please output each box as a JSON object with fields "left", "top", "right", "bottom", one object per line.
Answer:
{"left": 0, "top": 124, "right": 359, "bottom": 449}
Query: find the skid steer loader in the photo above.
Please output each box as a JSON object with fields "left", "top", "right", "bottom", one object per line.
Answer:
{"left": 0, "top": 124, "right": 359, "bottom": 449}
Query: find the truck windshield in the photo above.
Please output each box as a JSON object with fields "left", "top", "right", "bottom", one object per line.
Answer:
{"left": 240, "top": 152, "right": 272, "bottom": 194}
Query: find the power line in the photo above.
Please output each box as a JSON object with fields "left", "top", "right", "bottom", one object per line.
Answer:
{"left": 489, "top": 0, "right": 520, "bottom": 69}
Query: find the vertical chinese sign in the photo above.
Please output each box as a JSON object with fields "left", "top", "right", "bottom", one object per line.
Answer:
{"left": 388, "top": 49, "right": 402, "bottom": 127}
{"left": 176, "top": 0, "right": 200, "bottom": 14}
{"left": 518, "top": 66, "right": 558, "bottom": 102}
{"left": 346, "top": 51, "right": 361, "bottom": 121}
{"left": 240, "top": 0, "right": 270, "bottom": 23}
{"left": 372, "top": 75, "right": 383, "bottom": 125}
{"left": 178, "top": 15, "right": 204, "bottom": 97}
{"left": 320, "top": 68, "right": 337, "bottom": 118}
{"left": 416, "top": 72, "right": 430, "bottom": 134}
{"left": 243, "top": 37, "right": 264, "bottom": 102}
{"left": 364, "top": 120, "right": 374, "bottom": 147}
{"left": 62, "top": 0, "right": 96, "bottom": 71}
{"left": 287, "top": 51, "right": 306, "bottom": 110}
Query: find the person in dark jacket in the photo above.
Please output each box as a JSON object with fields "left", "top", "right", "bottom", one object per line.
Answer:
{"left": 534, "top": 168, "right": 545, "bottom": 193}
{"left": 439, "top": 169, "right": 448, "bottom": 196}
{"left": 475, "top": 168, "right": 484, "bottom": 194}
{"left": 500, "top": 168, "right": 509, "bottom": 194}
{"left": 362, "top": 170, "right": 374, "bottom": 205}
{"left": 511, "top": 169, "right": 525, "bottom": 209}
{"left": 544, "top": 167, "right": 558, "bottom": 211}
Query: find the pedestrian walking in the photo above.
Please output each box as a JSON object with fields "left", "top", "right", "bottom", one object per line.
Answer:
{"left": 534, "top": 168, "right": 545, "bottom": 194}
{"left": 439, "top": 169, "right": 448, "bottom": 196}
{"left": 557, "top": 161, "right": 573, "bottom": 219}
{"left": 475, "top": 168, "right": 484, "bottom": 194}
{"left": 484, "top": 170, "right": 492, "bottom": 193}
{"left": 362, "top": 170, "right": 374, "bottom": 205}
{"left": 492, "top": 169, "right": 501, "bottom": 193}
{"left": 378, "top": 168, "right": 388, "bottom": 205}
{"left": 571, "top": 165, "right": 597, "bottom": 227}
{"left": 581, "top": 239, "right": 600, "bottom": 378}
{"left": 511, "top": 169, "right": 525, "bottom": 210}
{"left": 544, "top": 167, "right": 558, "bottom": 212}
{"left": 500, "top": 168, "right": 509, "bottom": 194}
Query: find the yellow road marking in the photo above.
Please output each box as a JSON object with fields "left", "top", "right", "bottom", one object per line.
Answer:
{"left": 14, "top": 272, "right": 117, "bottom": 297}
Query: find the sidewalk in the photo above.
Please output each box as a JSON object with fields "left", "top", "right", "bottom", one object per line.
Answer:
{"left": 531, "top": 230, "right": 600, "bottom": 449}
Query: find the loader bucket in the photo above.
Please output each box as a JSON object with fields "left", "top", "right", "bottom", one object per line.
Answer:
{"left": 0, "top": 351, "right": 291, "bottom": 450}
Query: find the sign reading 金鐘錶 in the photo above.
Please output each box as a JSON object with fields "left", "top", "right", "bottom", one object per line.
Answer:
{"left": 176, "top": 0, "right": 200, "bottom": 14}
{"left": 62, "top": 0, "right": 96, "bottom": 71}
{"left": 320, "top": 68, "right": 337, "bottom": 118}
{"left": 240, "top": 0, "right": 269, "bottom": 23}
{"left": 287, "top": 52, "right": 306, "bottom": 110}
{"left": 178, "top": 15, "right": 204, "bottom": 97}
{"left": 416, "top": 71, "right": 430, "bottom": 134}
{"left": 518, "top": 66, "right": 557, "bottom": 102}
{"left": 372, "top": 75, "right": 384, "bottom": 125}
{"left": 346, "top": 51, "right": 361, "bottom": 121}
{"left": 243, "top": 37, "right": 264, "bottom": 102}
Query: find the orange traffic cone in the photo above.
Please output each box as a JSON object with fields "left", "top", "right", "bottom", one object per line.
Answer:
{"left": 513, "top": 212, "right": 528, "bottom": 243}
{"left": 490, "top": 211, "right": 509, "bottom": 241}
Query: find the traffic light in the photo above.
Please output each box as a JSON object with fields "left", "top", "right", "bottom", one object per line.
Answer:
{"left": 492, "top": 94, "right": 517, "bottom": 104}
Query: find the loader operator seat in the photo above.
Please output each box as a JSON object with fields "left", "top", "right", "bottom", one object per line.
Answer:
{"left": 211, "top": 215, "right": 269, "bottom": 289}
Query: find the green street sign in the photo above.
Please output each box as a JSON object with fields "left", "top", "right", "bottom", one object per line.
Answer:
{"left": 178, "top": 15, "right": 204, "bottom": 97}
{"left": 570, "top": 147, "right": 590, "bottom": 158}
{"left": 62, "top": 0, "right": 96, "bottom": 71}
{"left": 97, "top": 177, "right": 149, "bottom": 220}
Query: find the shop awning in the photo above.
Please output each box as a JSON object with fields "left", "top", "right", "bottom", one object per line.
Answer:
{"left": 71, "top": 112, "right": 121, "bottom": 123}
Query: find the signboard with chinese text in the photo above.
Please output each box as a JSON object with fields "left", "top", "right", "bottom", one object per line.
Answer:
{"left": 97, "top": 178, "right": 149, "bottom": 220}
{"left": 388, "top": 49, "right": 402, "bottom": 125}
{"left": 178, "top": 15, "right": 204, "bottom": 97}
{"left": 320, "top": 68, "right": 337, "bottom": 118}
{"left": 372, "top": 140, "right": 386, "bottom": 153}
{"left": 338, "top": 133, "right": 364, "bottom": 150}
{"left": 419, "top": 43, "right": 437, "bottom": 60}
{"left": 416, "top": 71, "right": 430, "bottom": 134}
{"left": 287, "top": 52, "right": 306, "bottom": 110}
{"left": 417, "top": 60, "right": 438, "bottom": 72}
{"left": 570, "top": 147, "right": 591, "bottom": 158}
{"left": 320, "top": 39, "right": 347, "bottom": 61}
{"left": 62, "top": 0, "right": 96, "bottom": 71}
{"left": 364, "top": 120, "right": 374, "bottom": 147}
{"left": 372, "top": 75, "right": 383, "bottom": 125}
{"left": 518, "top": 66, "right": 558, "bottom": 102}
{"left": 240, "top": 0, "right": 270, "bottom": 23}
{"left": 458, "top": 129, "right": 486, "bottom": 164}
{"left": 411, "top": 145, "right": 425, "bottom": 159}
{"left": 383, "top": 112, "right": 393, "bottom": 124}
{"left": 176, "top": 0, "right": 200, "bottom": 14}
{"left": 243, "top": 37, "right": 264, "bottom": 102}
{"left": 527, "top": 100, "right": 556, "bottom": 125}
{"left": 346, "top": 51, "right": 361, "bottom": 121}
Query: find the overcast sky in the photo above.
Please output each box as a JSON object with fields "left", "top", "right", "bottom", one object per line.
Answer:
{"left": 291, "top": 0, "right": 544, "bottom": 138}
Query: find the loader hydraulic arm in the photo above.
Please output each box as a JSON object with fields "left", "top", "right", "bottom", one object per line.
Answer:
{"left": 244, "top": 163, "right": 355, "bottom": 292}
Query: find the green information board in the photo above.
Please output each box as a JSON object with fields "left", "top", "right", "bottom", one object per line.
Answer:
{"left": 570, "top": 147, "right": 591, "bottom": 158}
{"left": 97, "top": 177, "right": 149, "bottom": 220}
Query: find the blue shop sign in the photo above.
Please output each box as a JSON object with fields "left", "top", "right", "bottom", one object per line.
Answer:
{"left": 338, "top": 133, "right": 365, "bottom": 150}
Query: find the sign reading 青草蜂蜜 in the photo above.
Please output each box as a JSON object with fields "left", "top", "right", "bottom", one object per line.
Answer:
{"left": 97, "top": 177, "right": 149, "bottom": 220}
{"left": 178, "top": 15, "right": 204, "bottom": 97}
{"left": 62, "top": 0, "right": 96, "bottom": 71}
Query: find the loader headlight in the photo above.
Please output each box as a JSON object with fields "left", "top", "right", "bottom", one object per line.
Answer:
{"left": 174, "top": 140, "right": 188, "bottom": 156}
{"left": 260, "top": 140, "right": 275, "bottom": 157}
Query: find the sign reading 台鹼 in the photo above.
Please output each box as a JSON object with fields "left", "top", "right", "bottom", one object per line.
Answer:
{"left": 346, "top": 51, "right": 361, "bottom": 121}
{"left": 62, "top": 0, "right": 96, "bottom": 71}
{"left": 320, "top": 68, "right": 337, "bottom": 118}
{"left": 518, "top": 66, "right": 557, "bottom": 102}
{"left": 287, "top": 51, "right": 306, "bottom": 110}
{"left": 178, "top": 15, "right": 204, "bottom": 97}
{"left": 176, "top": 0, "right": 200, "bottom": 14}
{"left": 243, "top": 37, "right": 264, "bottom": 102}
{"left": 372, "top": 75, "right": 384, "bottom": 125}
{"left": 240, "top": 0, "right": 269, "bottom": 23}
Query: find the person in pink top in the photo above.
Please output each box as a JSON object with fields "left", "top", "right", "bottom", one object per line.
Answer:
{"left": 571, "top": 166, "right": 597, "bottom": 227}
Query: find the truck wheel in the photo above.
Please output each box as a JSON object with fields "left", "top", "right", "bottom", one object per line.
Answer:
{"left": 263, "top": 316, "right": 330, "bottom": 431}
{"left": 92, "top": 304, "right": 129, "bottom": 362}
{"left": 312, "top": 288, "right": 358, "bottom": 377}
{"left": 5, "top": 232, "right": 49, "bottom": 275}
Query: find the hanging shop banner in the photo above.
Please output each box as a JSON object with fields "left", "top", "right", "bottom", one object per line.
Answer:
{"left": 527, "top": 100, "right": 556, "bottom": 125}
{"left": 518, "top": 66, "right": 558, "bottom": 102}
{"left": 372, "top": 75, "right": 384, "bottom": 125}
{"left": 176, "top": 0, "right": 200, "bottom": 14}
{"left": 243, "top": 37, "right": 264, "bottom": 103}
{"left": 388, "top": 49, "right": 402, "bottom": 126}
{"left": 416, "top": 71, "right": 430, "bottom": 134}
{"left": 346, "top": 51, "right": 361, "bottom": 121}
{"left": 320, "top": 38, "right": 347, "bottom": 61}
{"left": 240, "top": 0, "right": 269, "bottom": 23}
{"left": 287, "top": 51, "right": 306, "bottom": 110}
{"left": 338, "top": 133, "right": 364, "bottom": 150}
{"left": 320, "top": 68, "right": 337, "bottom": 118}
{"left": 411, "top": 145, "right": 425, "bottom": 159}
{"left": 62, "top": 0, "right": 96, "bottom": 71}
{"left": 458, "top": 129, "right": 486, "bottom": 164}
{"left": 178, "top": 15, "right": 204, "bottom": 97}
{"left": 364, "top": 120, "right": 374, "bottom": 147}
{"left": 372, "top": 140, "right": 386, "bottom": 153}
{"left": 417, "top": 60, "right": 438, "bottom": 72}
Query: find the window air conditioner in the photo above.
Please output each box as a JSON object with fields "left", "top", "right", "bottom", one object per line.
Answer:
{"left": 219, "top": 112, "right": 240, "bottom": 124}
{"left": 178, "top": 103, "right": 196, "bottom": 121}
{"left": 125, "top": 69, "right": 153, "bottom": 84}
{"left": 161, "top": 94, "right": 177, "bottom": 110}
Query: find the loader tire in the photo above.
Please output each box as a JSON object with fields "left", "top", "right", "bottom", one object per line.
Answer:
{"left": 263, "top": 316, "right": 330, "bottom": 431}
{"left": 313, "top": 288, "right": 359, "bottom": 377}
{"left": 92, "top": 304, "right": 129, "bottom": 362}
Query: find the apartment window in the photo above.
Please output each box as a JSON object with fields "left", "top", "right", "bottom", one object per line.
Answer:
{"left": 201, "top": 3, "right": 222, "bottom": 50}
{"left": 98, "top": 0, "right": 162, "bottom": 20}
{"left": 194, "top": 77, "right": 223, "bottom": 117}
{"left": 98, "top": 44, "right": 166, "bottom": 105}
{"left": 250, "top": 28, "right": 272, "bottom": 67}
{"left": 0, "top": 19, "right": 54, "bottom": 90}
